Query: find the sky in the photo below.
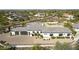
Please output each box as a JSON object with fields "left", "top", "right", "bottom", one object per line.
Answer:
{"left": 0, "top": 0, "right": 79, "bottom": 9}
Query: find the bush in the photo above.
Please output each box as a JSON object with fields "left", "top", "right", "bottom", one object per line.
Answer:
{"left": 64, "top": 22, "right": 76, "bottom": 36}
{"left": 51, "top": 36, "right": 55, "bottom": 39}
{"left": 54, "top": 41, "right": 72, "bottom": 50}
{"left": 64, "top": 23, "right": 72, "bottom": 29}
{"left": 32, "top": 45, "right": 49, "bottom": 50}
{"left": 57, "top": 37, "right": 65, "bottom": 39}
{"left": 39, "top": 35, "right": 43, "bottom": 38}
{"left": 20, "top": 21, "right": 27, "bottom": 27}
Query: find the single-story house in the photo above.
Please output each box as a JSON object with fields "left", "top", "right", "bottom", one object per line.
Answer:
{"left": 34, "top": 13, "right": 46, "bottom": 17}
{"left": 63, "top": 13, "right": 74, "bottom": 20}
{"left": 45, "top": 16, "right": 59, "bottom": 22}
{"left": 7, "top": 11, "right": 29, "bottom": 21}
{"left": 10, "top": 22, "right": 72, "bottom": 39}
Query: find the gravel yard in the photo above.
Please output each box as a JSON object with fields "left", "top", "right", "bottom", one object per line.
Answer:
{"left": 0, "top": 33, "right": 74, "bottom": 46}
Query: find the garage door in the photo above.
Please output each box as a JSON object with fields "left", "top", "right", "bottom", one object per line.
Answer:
{"left": 21, "top": 31, "right": 28, "bottom": 35}
{"left": 15, "top": 31, "right": 19, "bottom": 35}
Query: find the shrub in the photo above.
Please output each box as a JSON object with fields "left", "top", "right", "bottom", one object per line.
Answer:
{"left": 51, "top": 36, "right": 55, "bottom": 39}
{"left": 32, "top": 45, "right": 48, "bottom": 50}
{"left": 54, "top": 41, "right": 72, "bottom": 50}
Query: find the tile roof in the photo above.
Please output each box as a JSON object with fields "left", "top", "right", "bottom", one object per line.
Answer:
{"left": 42, "top": 27, "right": 71, "bottom": 33}
{"left": 11, "top": 22, "right": 72, "bottom": 33}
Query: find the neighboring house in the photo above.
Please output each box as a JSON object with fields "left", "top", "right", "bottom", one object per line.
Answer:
{"left": 7, "top": 11, "right": 29, "bottom": 21}
{"left": 63, "top": 13, "right": 74, "bottom": 20}
{"left": 10, "top": 22, "right": 72, "bottom": 39}
{"left": 7, "top": 16, "right": 13, "bottom": 20}
{"left": 34, "top": 13, "right": 46, "bottom": 17}
{"left": 73, "top": 23, "right": 79, "bottom": 32}
{"left": 46, "top": 16, "right": 59, "bottom": 22}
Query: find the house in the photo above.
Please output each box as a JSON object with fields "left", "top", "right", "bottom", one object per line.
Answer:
{"left": 63, "top": 13, "right": 74, "bottom": 20}
{"left": 7, "top": 11, "right": 29, "bottom": 21}
{"left": 10, "top": 22, "right": 72, "bottom": 39}
{"left": 46, "top": 16, "right": 59, "bottom": 22}
{"left": 7, "top": 16, "right": 13, "bottom": 20}
{"left": 34, "top": 13, "right": 46, "bottom": 17}
{"left": 73, "top": 23, "right": 79, "bottom": 32}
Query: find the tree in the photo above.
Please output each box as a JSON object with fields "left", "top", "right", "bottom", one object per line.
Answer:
{"left": 0, "top": 11, "right": 11, "bottom": 33}
{"left": 20, "top": 21, "right": 27, "bottom": 27}
{"left": 64, "top": 22, "right": 72, "bottom": 29}
{"left": 64, "top": 22, "right": 76, "bottom": 36}
{"left": 0, "top": 40, "right": 12, "bottom": 50}
{"left": 54, "top": 41, "right": 72, "bottom": 50}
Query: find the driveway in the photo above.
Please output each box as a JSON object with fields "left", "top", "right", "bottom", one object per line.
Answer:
{"left": 0, "top": 33, "right": 74, "bottom": 46}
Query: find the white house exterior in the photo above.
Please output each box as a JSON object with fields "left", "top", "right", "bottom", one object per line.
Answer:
{"left": 66, "top": 15, "right": 74, "bottom": 20}
{"left": 10, "top": 22, "right": 72, "bottom": 39}
{"left": 63, "top": 13, "right": 74, "bottom": 20}
{"left": 34, "top": 13, "right": 46, "bottom": 17}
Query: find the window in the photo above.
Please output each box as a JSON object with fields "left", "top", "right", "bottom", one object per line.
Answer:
{"left": 59, "top": 34, "right": 63, "bottom": 36}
